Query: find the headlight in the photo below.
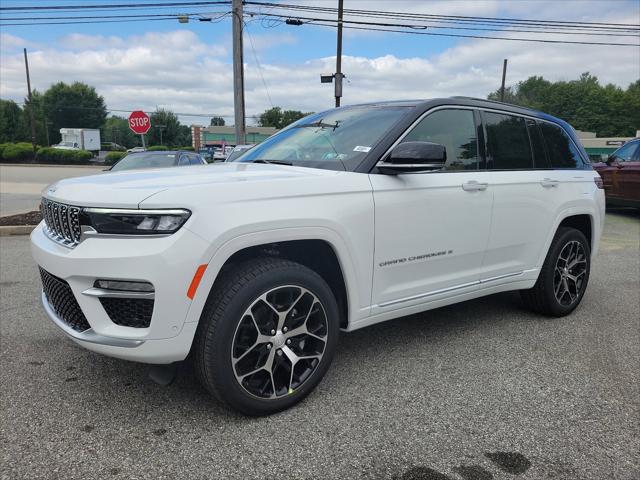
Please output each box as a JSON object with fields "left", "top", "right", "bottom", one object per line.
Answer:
{"left": 80, "top": 208, "right": 191, "bottom": 235}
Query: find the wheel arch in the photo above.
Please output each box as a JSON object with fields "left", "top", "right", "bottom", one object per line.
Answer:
{"left": 537, "top": 208, "right": 598, "bottom": 268}
{"left": 184, "top": 227, "right": 361, "bottom": 330}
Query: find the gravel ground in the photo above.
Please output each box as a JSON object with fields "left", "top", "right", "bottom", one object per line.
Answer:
{"left": 1, "top": 211, "right": 638, "bottom": 480}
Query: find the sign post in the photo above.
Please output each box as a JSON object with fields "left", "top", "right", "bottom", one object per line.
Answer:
{"left": 128, "top": 110, "right": 151, "bottom": 148}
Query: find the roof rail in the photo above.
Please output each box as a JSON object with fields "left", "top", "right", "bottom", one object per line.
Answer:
{"left": 450, "top": 96, "right": 539, "bottom": 113}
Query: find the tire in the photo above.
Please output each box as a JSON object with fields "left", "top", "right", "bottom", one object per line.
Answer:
{"left": 520, "top": 227, "right": 591, "bottom": 317}
{"left": 193, "top": 257, "right": 339, "bottom": 415}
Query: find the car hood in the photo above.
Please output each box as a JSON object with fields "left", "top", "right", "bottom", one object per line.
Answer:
{"left": 43, "top": 163, "right": 340, "bottom": 208}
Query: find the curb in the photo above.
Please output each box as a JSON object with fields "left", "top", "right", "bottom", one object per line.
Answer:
{"left": 0, "top": 225, "right": 36, "bottom": 236}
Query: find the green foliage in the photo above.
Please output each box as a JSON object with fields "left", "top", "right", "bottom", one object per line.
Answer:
{"left": 0, "top": 100, "right": 26, "bottom": 143}
{"left": 35, "top": 147, "right": 93, "bottom": 164}
{"left": 105, "top": 151, "right": 127, "bottom": 165}
{"left": 1, "top": 142, "right": 35, "bottom": 162}
{"left": 146, "top": 109, "right": 183, "bottom": 147}
{"left": 147, "top": 145, "right": 169, "bottom": 151}
{"left": 42, "top": 82, "right": 107, "bottom": 144}
{"left": 102, "top": 116, "right": 140, "bottom": 149}
{"left": 488, "top": 73, "right": 640, "bottom": 137}
{"left": 210, "top": 116, "right": 225, "bottom": 126}
{"left": 258, "top": 107, "right": 312, "bottom": 129}
{"left": 101, "top": 142, "right": 126, "bottom": 152}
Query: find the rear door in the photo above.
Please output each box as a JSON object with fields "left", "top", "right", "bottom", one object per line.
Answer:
{"left": 370, "top": 107, "right": 493, "bottom": 311}
{"left": 480, "top": 112, "right": 583, "bottom": 281}
{"left": 616, "top": 141, "right": 640, "bottom": 203}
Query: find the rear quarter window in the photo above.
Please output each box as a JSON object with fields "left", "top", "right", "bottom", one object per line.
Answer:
{"left": 540, "top": 122, "right": 584, "bottom": 169}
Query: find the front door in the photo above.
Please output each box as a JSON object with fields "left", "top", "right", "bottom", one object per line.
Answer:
{"left": 370, "top": 108, "right": 492, "bottom": 311}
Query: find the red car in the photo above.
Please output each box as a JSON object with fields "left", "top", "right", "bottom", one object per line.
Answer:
{"left": 593, "top": 138, "right": 640, "bottom": 208}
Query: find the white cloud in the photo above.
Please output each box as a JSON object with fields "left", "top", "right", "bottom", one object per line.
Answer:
{"left": 0, "top": 5, "right": 638, "bottom": 128}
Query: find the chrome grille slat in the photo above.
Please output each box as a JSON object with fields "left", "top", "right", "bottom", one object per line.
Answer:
{"left": 41, "top": 198, "right": 83, "bottom": 248}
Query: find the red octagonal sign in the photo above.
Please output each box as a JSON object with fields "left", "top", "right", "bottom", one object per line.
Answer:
{"left": 128, "top": 110, "right": 151, "bottom": 135}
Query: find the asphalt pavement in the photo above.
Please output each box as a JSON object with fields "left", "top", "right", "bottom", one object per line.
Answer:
{"left": 1, "top": 211, "right": 638, "bottom": 480}
{"left": 0, "top": 165, "right": 103, "bottom": 216}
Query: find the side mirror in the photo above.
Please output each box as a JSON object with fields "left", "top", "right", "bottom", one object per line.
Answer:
{"left": 378, "top": 141, "right": 446, "bottom": 174}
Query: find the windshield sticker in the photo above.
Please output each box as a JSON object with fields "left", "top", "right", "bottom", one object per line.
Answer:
{"left": 353, "top": 146, "right": 371, "bottom": 153}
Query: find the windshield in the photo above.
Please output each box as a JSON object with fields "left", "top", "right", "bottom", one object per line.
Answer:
{"left": 111, "top": 153, "right": 177, "bottom": 171}
{"left": 233, "top": 106, "right": 408, "bottom": 171}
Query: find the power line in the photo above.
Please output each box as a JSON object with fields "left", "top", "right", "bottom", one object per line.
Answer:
{"left": 248, "top": 2, "right": 640, "bottom": 31}
{"left": 0, "top": 1, "right": 231, "bottom": 11}
{"left": 247, "top": 11, "right": 640, "bottom": 47}
{"left": 244, "top": 21, "right": 274, "bottom": 109}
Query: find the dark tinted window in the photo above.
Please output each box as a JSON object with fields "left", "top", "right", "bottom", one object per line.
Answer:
{"left": 526, "top": 119, "right": 550, "bottom": 168}
{"left": 540, "top": 122, "right": 583, "bottom": 168}
{"left": 484, "top": 112, "right": 533, "bottom": 169}
{"left": 178, "top": 155, "right": 190, "bottom": 166}
{"left": 403, "top": 109, "right": 478, "bottom": 170}
{"left": 189, "top": 154, "right": 202, "bottom": 165}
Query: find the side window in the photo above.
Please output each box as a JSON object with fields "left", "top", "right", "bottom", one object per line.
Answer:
{"left": 402, "top": 109, "right": 478, "bottom": 170}
{"left": 612, "top": 142, "right": 638, "bottom": 162}
{"left": 484, "top": 112, "right": 533, "bottom": 170}
{"left": 526, "top": 119, "right": 550, "bottom": 169}
{"left": 178, "top": 155, "right": 190, "bottom": 166}
{"left": 539, "top": 122, "right": 583, "bottom": 169}
{"left": 189, "top": 154, "right": 201, "bottom": 165}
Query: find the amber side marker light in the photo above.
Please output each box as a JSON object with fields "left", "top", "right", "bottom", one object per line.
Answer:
{"left": 187, "top": 264, "right": 208, "bottom": 299}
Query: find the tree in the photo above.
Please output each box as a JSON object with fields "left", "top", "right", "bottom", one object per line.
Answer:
{"left": 147, "top": 109, "right": 182, "bottom": 146}
{"left": 488, "top": 73, "right": 640, "bottom": 137}
{"left": 42, "top": 82, "right": 107, "bottom": 144}
{"left": 0, "top": 99, "right": 26, "bottom": 143}
{"left": 210, "top": 116, "right": 225, "bottom": 126}
{"left": 258, "top": 107, "right": 311, "bottom": 129}
{"left": 102, "top": 116, "right": 139, "bottom": 149}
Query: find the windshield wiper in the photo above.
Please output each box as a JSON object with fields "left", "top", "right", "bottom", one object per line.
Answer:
{"left": 294, "top": 118, "right": 341, "bottom": 131}
{"left": 251, "top": 159, "right": 293, "bottom": 166}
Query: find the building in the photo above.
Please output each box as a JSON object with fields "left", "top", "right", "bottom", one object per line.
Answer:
{"left": 576, "top": 130, "right": 640, "bottom": 161}
{"left": 191, "top": 125, "right": 279, "bottom": 151}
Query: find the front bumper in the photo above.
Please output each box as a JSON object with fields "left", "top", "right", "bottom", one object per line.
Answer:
{"left": 31, "top": 222, "right": 209, "bottom": 363}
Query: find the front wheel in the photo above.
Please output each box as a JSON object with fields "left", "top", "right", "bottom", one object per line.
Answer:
{"left": 193, "top": 257, "right": 339, "bottom": 415}
{"left": 520, "top": 227, "right": 591, "bottom": 317}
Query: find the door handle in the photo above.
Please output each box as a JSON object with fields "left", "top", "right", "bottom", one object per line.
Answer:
{"left": 541, "top": 178, "right": 559, "bottom": 188}
{"left": 462, "top": 181, "right": 488, "bottom": 192}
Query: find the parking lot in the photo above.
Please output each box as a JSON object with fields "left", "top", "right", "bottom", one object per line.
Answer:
{"left": 1, "top": 211, "right": 638, "bottom": 480}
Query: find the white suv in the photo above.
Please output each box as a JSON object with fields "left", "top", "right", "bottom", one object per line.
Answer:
{"left": 32, "top": 98, "right": 605, "bottom": 415}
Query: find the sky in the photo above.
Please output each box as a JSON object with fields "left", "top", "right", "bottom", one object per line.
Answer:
{"left": 1, "top": 0, "right": 639, "bottom": 126}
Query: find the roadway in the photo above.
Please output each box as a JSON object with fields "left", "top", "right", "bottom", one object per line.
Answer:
{"left": 0, "top": 165, "right": 103, "bottom": 216}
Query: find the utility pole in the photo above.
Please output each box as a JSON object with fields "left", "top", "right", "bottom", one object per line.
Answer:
{"left": 334, "top": 0, "right": 344, "bottom": 107}
{"left": 232, "top": 0, "right": 246, "bottom": 145}
{"left": 157, "top": 124, "right": 166, "bottom": 145}
{"left": 23, "top": 48, "right": 37, "bottom": 153}
{"left": 500, "top": 58, "right": 508, "bottom": 102}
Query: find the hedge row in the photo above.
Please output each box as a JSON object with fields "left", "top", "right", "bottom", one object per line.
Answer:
{"left": 105, "top": 151, "right": 127, "bottom": 165}
{"left": 0, "top": 142, "right": 94, "bottom": 164}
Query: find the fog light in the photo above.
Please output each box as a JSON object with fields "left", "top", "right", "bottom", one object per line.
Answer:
{"left": 95, "top": 280, "right": 154, "bottom": 292}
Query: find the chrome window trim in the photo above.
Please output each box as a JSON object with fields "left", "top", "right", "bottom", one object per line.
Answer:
{"left": 82, "top": 287, "right": 155, "bottom": 299}
{"left": 375, "top": 104, "right": 588, "bottom": 171}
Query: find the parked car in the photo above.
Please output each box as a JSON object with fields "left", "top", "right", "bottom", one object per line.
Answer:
{"left": 592, "top": 138, "right": 640, "bottom": 208}
{"left": 32, "top": 97, "right": 604, "bottom": 415}
{"left": 225, "top": 144, "right": 254, "bottom": 162}
{"left": 107, "top": 150, "right": 206, "bottom": 172}
{"left": 127, "top": 146, "right": 146, "bottom": 153}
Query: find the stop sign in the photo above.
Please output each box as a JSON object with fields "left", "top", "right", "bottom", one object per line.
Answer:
{"left": 128, "top": 110, "right": 151, "bottom": 134}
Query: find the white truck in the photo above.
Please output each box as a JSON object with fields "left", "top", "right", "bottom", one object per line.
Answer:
{"left": 32, "top": 97, "right": 605, "bottom": 415}
{"left": 54, "top": 128, "right": 101, "bottom": 152}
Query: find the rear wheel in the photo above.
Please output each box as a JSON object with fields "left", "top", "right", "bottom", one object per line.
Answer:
{"left": 520, "top": 227, "right": 591, "bottom": 317}
{"left": 194, "top": 257, "right": 339, "bottom": 415}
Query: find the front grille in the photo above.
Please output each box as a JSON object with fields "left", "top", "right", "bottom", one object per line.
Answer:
{"left": 41, "top": 198, "right": 82, "bottom": 247}
{"left": 39, "top": 268, "right": 90, "bottom": 332}
{"left": 99, "top": 298, "right": 154, "bottom": 328}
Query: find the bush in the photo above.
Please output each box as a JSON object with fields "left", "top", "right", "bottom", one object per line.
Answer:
{"left": 35, "top": 147, "right": 93, "bottom": 165}
{"left": 101, "top": 143, "right": 126, "bottom": 152}
{"left": 1, "top": 143, "right": 35, "bottom": 163}
{"left": 105, "top": 151, "right": 127, "bottom": 165}
{"left": 147, "top": 145, "right": 168, "bottom": 151}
